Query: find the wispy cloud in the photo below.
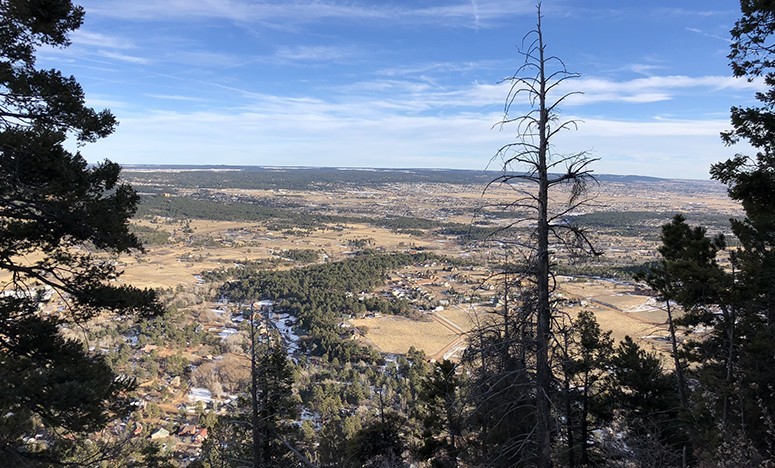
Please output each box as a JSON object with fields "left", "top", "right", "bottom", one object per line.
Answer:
{"left": 71, "top": 30, "right": 134, "bottom": 49}
{"left": 273, "top": 45, "right": 361, "bottom": 64}
{"left": 654, "top": 7, "right": 734, "bottom": 18}
{"left": 686, "top": 27, "right": 732, "bottom": 44}
{"left": 377, "top": 60, "right": 506, "bottom": 78}
{"left": 629, "top": 63, "right": 664, "bottom": 76}
{"left": 81, "top": 0, "right": 536, "bottom": 28}
{"left": 471, "top": 0, "right": 481, "bottom": 31}
{"left": 80, "top": 102, "right": 744, "bottom": 179}
{"left": 193, "top": 73, "right": 760, "bottom": 120}
{"left": 97, "top": 50, "right": 152, "bottom": 65}
{"left": 62, "top": 0, "right": 746, "bottom": 180}
{"left": 347, "top": 74, "right": 761, "bottom": 112}
{"left": 145, "top": 94, "right": 206, "bottom": 102}
{"left": 558, "top": 75, "right": 761, "bottom": 105}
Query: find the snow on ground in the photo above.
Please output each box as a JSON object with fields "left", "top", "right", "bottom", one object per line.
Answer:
{"left": 271, "top": 312, "right": 301, "bottom": 354}
{"left": 628, "top": 297, "right": 664, "bottom": 313}
{"left": 218, "top": 328, "right": 238, "bottom": 340}
{"left": 188, "top": 387, "right": 212, "bottom": 404}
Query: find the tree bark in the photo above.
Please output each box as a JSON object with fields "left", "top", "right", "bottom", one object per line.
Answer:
{"left": 535, "top": 11, "right": 553, "bottom": 467}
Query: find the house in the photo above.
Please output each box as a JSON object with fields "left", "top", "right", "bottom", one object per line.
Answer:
{"left": 177, "top": 425, "right": 198, "bottom": 437}
{"left": 193, "top": 428, "right": 208, "bottom": 445}
{"left": 150, "top": 427, "right": 170, "bottom": 440}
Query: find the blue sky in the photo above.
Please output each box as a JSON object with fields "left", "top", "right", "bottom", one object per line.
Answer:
{"left": 43, "top": 1, "right": 759, "bottom": 179}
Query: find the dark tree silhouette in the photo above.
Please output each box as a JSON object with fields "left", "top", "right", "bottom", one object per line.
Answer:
{"left": 635, "top": 214, "right": 727, "bottom": 412}
{"left": 475, "top": 4, "right": 597, "bottom": 466}
{"left": 0, "top": 0, "right": 161, "bottom": 463}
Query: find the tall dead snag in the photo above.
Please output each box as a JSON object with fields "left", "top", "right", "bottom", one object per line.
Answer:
{"left": 483, "top": 4, "right": 598, "bottom": 466}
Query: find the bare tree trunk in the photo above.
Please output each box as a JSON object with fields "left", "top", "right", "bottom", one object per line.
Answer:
{"left": 564, "top": 372, "right": 576, "bottom": 467}
{"left": 484, "top": 3, "right": 596, "bottom": 465}
{"left": 250, "top": 304, "right": 260, "bottom": 468}
{"left": 579, "top": 374, "right": 589, "bottom": 466}
{"left": 535, "top": 12, "right": 553, "bottom": 468}
{"left": 665, "top": 300, "right": 688, "bottom": 409}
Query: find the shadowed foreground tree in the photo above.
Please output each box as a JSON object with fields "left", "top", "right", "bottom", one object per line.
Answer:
{"left": 200, "top": 306, "right": 309, "bottom": 468}
{"left": 625, "top": 1, "right": 775, "bottom": 464}
{"left": 463, "top": 280, "right": 539, "bottom": 466}
{"left": 471, "top": 3, "right": 598, "bottom": 466}
{"left": 624, "top": 2, "right": 775, "bottom": 464}
{"left": 559, "top": 310, "right": 613, "bottom": 466}
{"left": 634, "top": 214, "right": 727, "bottom": 414}
{"left": 604, "top": 337, "right": 687, "bottom": 466}
{"left": 412, "top": 359, "right": 465, "bottom": 467}
{"left": 0, "top": 0, "right": 161, "bottom": 464}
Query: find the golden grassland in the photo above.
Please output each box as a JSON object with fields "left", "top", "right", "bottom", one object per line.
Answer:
{"left": 350, "top": 315, "right": 458, "bottom": 356}
{"left": 6, "top": 177, "right": 740, "bottom": 362}
{"left": 121, "top": 219, "right": 445, "bottom": 289}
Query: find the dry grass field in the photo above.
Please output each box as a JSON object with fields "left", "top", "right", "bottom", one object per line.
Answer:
{"left": 121, "top": 218, "right": 443, "bottom": 289}
{"left": 125, "top": 177, "right": 736, "bottom": 361}
{"left": 347, "top": 275, "right": 675, "bottom": 361}
{"left": 350, "top": 315, "right": 458, "bottom": 356}
{"left": 7, "top": 171, "right": 738, "bottom": 362}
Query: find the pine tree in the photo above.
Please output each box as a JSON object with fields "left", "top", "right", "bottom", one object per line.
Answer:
{"left": 480, "top": 4, "right": 597, "bottom": 465}
{"left": 559, "top": 311, "right": 613, "bottom": 466}
{"left": 606, "top": 337, "right": 687, "bottom": 466}
{"left": 631, "top": 3, "right": 775, "bottom": 462}
{"left": 200, "top": 308, "right": 302, "bottom": 467}
{"left": 679, "top": 0, "right": 775, "bottom": 460}
{"left": 413, "top": 359, "right": 464, "bottom": 467}
{"left": 635, "top": 214, "right": 728, "bottom": 412}
{"left": 0, "top": 1, "right": 161, "bottom": 463}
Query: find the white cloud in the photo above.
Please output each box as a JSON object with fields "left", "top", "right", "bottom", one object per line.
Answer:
{"left": 377, "top": 59, "right": 506, "bottom": 78}
{"left": 71, "top": 30, "right": 134, "bottom": 49}
{"left": 77, "top": 97, "right": 746, "bottom": 180}
{"left": 145, "top": 94, "right": 207, "bottom": 102}
{"left": 685, "top": 27, "right": 732, "bottom": 44}
{"left": 273, "top": 45, "right": 361, "bottom": 63}
{"left": 531, "top": 75, "right": 761, "bottom": 106}
{"left": 97, "top": 50, "right": 152, "bottom": 64}
{"left": 654, "top": 7, "right": 734, "bottom": 18}
{"left": 80, "top": 0, "right": 537, "bottom": 28}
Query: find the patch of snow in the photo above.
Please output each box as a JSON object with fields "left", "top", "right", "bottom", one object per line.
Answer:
{"left": 218, "top": 328, "right": 238, "bottom": 340}
{"left": 272, "top": 313, "right": 300, "bottom": 354}
{"left": 188, "top": 388, "right": 212, "bottom": 404}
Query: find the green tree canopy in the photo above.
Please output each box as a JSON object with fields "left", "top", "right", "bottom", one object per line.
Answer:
{"left": 0, "top": 0, "right": 161, "bottom": 463}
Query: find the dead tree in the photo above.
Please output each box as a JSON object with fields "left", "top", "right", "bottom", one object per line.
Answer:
{"left": 480, "top": 4, "right": 598, "bottom": 466}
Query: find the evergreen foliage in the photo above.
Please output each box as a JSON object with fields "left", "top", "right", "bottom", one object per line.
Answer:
{"left": 413, "top": 359, "right": 464, "bottom": 467}
{"left": 559, "top": 311, "right": 614, "bottom": 466}
{"left": 0, "top": 0, "right": 161, "bottom": 463}
{"left": 220, "top": 252, "right": 433, "bottom": 362}
{"left": 639, "top": 1, "right": 775, "bottom": 463}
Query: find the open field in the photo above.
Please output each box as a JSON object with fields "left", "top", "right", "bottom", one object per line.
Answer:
{"left": 114, "top": 169, "right": 745, "bottom": 359}
{"left": 121, "top": 219, "right": 443, "bottom": 289}
{"left": 350, "top": 315, "right": 458, "bottom": 356}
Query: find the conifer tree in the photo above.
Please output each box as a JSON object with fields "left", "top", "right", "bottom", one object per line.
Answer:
{"left": 200, "top": 307, "right": 303, "bottom": 467}
{"left": 702, "top": 0, "right": 775, "bottom": 458}
{"left": 635, "top": 214, "right": 727, "bottom": 412}
{"left": 0, "top": 0, "right": 161, "bottom": 463}
{"left": 605, "top": 337, "right": 687, "bottom": 466}
{"left": 478, "top": 4, "right": 597, "bottom": 465}
{"left": 413, "top": 359, "right": 464, "bottom": 467}
{"left": 560, "top": 311, "right": 613, "bottom": 466}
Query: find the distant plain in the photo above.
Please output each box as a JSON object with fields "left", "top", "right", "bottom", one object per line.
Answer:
{"left": 115, "top": 167, "right": 743, "bottom": 362}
